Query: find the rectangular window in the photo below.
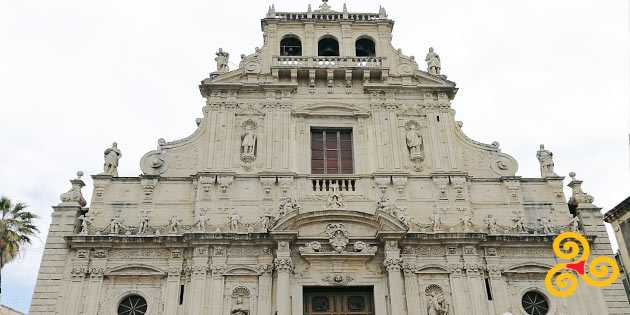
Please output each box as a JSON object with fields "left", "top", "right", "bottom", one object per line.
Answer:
{"left": 311, "top": 129, "right": 353, "bottom": 174}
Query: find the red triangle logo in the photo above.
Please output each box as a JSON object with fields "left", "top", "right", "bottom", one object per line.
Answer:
{"left": 566, "top": 260, "right": 586, "bottom": 275}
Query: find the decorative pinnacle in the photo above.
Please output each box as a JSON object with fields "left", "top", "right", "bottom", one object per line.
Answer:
{"left": 76, "top": 171, "right": 84, "bottom": 180}
{"left": 569, "top": 171, "right": 577, "bottom": 181}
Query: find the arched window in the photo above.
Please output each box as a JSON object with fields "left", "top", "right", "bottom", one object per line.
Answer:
{"left": 521, "top": 291, "right": 549, "bottom": 315}
{"left": 280, "top": 36, "right": 302, "bottom": 56}
{"left": 318, "top": 37, "right": 339, "bottom": 56}
{"left": 118, "top": 295, "right": 148, "bottom": 315}
{"left": 355, "top": 38, "right": 375, "bottom": 57}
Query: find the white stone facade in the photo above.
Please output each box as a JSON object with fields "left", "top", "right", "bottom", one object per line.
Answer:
{"left": 30, "top": 2, "right": 630, "bottom": 315}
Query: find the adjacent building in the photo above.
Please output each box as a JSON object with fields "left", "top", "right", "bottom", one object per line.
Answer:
{"left": 29, "top": 2, "right": 630, "bottom": 314}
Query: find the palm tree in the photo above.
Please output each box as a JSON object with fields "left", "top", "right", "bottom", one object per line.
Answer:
{"left": 0, "top": 196, "right": 39, "bottom": 306}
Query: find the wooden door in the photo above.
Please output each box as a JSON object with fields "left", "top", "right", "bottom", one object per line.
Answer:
{"left": 304, "top": 287, "right": 374, "bottom": 315}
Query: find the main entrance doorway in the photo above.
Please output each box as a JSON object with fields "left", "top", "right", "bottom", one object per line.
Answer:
{"left": 303, "top": 286, "right": 374, "bottom": 315}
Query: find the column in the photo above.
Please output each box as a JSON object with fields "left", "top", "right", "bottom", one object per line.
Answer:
{"left": 446, "top": 247, "right": 466, "bottom": 314}
{"left": 257, "top": 256, "right": 273, "bottom": 315}
{"left": 462, "top": 247, "right": 486, "bottom": 315}
{"left": 190, "top": 247, "right": 210, "bottom": 315}
{"left": 274, "top": 240, "right": 293, "bottom": 315}
{"left": 402, "top": 265, "right": 421, "bottom": 314}
{"left": 274, "top": 258, "right": 293, "bottom": 315}
{"left": 209, "top": 246, "right": 226, "bottom": 315}
{"left": 164, "top": 249, "right": 184, "bottom": 315}
{"left": 65, "top": 265, "right": 87, "bottom": 314}
{"left": 83, "top": 251, "right": 107, "bottom": 315}
{"left": 485, "top": 255, "right": 508, "bottom": 314}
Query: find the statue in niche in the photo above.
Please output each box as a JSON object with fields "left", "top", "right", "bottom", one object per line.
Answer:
{"left": 138, "top": 215, "right": 150, "bottom": 235}
{"left": 536, "top": 144, "right": 557, "bottom": 177}
{"left": 512, "top": 216, "right": 527, "bottom": 234}
{"left": 460, "top": 215, "right": 473, "bottom": 232}
{"left": 110, "top": 217, "right": 124, "bottom": 235}
{"left": 241, "top": 128, "right": 257, "bottom": 160}
{"left": 168, "top": 216, "right": 180, "bottom": 234}
{"left": 230, "top": 213, "right": 241, "bottom": 232}
{"left": 101, "top": 142, "right": 122, "bottom": 176}
{"left": 231, "top": 297, "right": 249, "bottom": 315}
{"left": 78, "top": 212, "right": 92, "bottom": 235}
{"left": 425, "top": 47, "right": 441, "bottom": 75}
{"left": 405, "top": 123, "right": 424, "bottom": 161}
{"left": 215, "top": 48, "right": 229, "bottom": 73}
{"left": 569, "top": 216, "right": 580, "bottom": 232}
{"left": 431, "top": 210, "right": 441, "bottom": 231}
{"left": 427, "top": 292, "right": 449, "bottom": 315}
{"left": 194, "top": 213, "right": 207, "bottom": 231}
{"left": 484, "top": 214, "right": 499, "bottom": 234}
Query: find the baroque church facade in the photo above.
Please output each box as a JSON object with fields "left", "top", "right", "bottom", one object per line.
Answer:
{"left": 30, "top": 2, "right": 630, "bottom": 315}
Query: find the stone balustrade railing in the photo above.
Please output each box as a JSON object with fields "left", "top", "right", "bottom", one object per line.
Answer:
{"left": 272, "top": 56, "right": 385, "bottom": 69}
{"left": 309, "top": 177, "right": 358, "bottom": 192}
{"left": 270, "top": 12, "right": 381, "bottom": 21}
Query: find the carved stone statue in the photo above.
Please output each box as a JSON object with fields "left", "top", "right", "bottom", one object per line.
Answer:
{"left": 78, "top": 212, "right": 92, "bottom": 235}
{"left": 536, "top": 144, "right": 557, "bottom": 177}
{"left": 110, "top": 217, "right": 124, "bottom": 235}
{"left": 261, "top": 213, "right": 274, "bottom": 231}
{"left": 215, "top": 48, "right": 230, "bottom": 73}
{"left": 397, "top": 207, "right": 410, "bottom": 226}
{"left": 484, "top": 214, "right": 498, "bottom": 234}
{"left": 425, "top": 47, "right": 441, "bottom": 75}
{"left": 325, "top": 182, "right": 345, "bottom": 209}
{"left": 168, "top": 216, "right": 180, "bottom": 234}
{"left": 427, "top": 292, "right": 449, "bottom": 315}
{"left": 231, "top": 297, "right": 249, "bottom": 315}
{"left": 406, "top": 124, "right": 424, "bottom": 160}
{"left": 377, "top": 193, "right": 393, "bottom": 213}
{"left": 569, "top": 216, "right": 580, "bottom": 232}
{"left": 278, "top": 197, "right": 300, "bottom": 217}
{"left": 460, "top": 215, "right": 473, "bottom": 232}
{"left": 431, "top": 210, "right": 441, "bottom": 231}
{"left": 512, "top": 216, "right": 526, "bottom": 234}
{"left": 230, "top": 214, "right": 240, "bottom": 232}
{"left": 195, "top": 213, "right": 207, "bottom": 231}
{"left": 101, "top": 142, "right": 122, "bottom": 176}
{"left": 241, "top": 129, "right": 257, "bottom": 159}
{"left": 138, "top": 215, "right": 150, "bottom": 235}
{"left": 539, "top": 216, "right": 553, "bottom": 234}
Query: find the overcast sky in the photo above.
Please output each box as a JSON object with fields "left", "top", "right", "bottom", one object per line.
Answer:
{"left": 1, "top": 0, "right": 629, "bottom": 313}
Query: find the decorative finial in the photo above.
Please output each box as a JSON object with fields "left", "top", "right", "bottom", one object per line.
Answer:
{"left": 343, "top": 3, "right": 347, "bottom": 12}
{"left": 158, "top": 138, "right": 166, "bottom": 145}
{"left": 308, "top": 4, "right": 312, "bottom": 12}
{"left": 59, "top": 171, "right": 86, "bottom": 207}
{"left": 567, "top": 171, "right": 595, "bottom": 207}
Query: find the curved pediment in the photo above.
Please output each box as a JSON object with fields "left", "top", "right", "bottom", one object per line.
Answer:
{"left": 271, "top": 210, "right": 407, "bottom": 238}
{"left": 105, "top": 264, "right": 166, "bottom": 276}
{"left": 416, "top": 264, "right": 450, "bottom": 274}
{"left": 504, "top": 262, "right": 553, "bottom": 274}
{"left": 292, "top": 103, "right": 370, "bottom": 118}
{"left": 224, "top": 266, "right": 261, "bottom": 276}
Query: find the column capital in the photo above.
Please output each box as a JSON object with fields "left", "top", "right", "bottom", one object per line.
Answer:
{"left": 273, "top": 257, "right": 293, "bottom": 272}
{"left": 384, "top": 257, "right": 402, "bottom": 272}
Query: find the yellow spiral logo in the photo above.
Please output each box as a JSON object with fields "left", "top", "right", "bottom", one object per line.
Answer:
{"left": 545, "top": 232, "right": 619, "bottom": 297}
